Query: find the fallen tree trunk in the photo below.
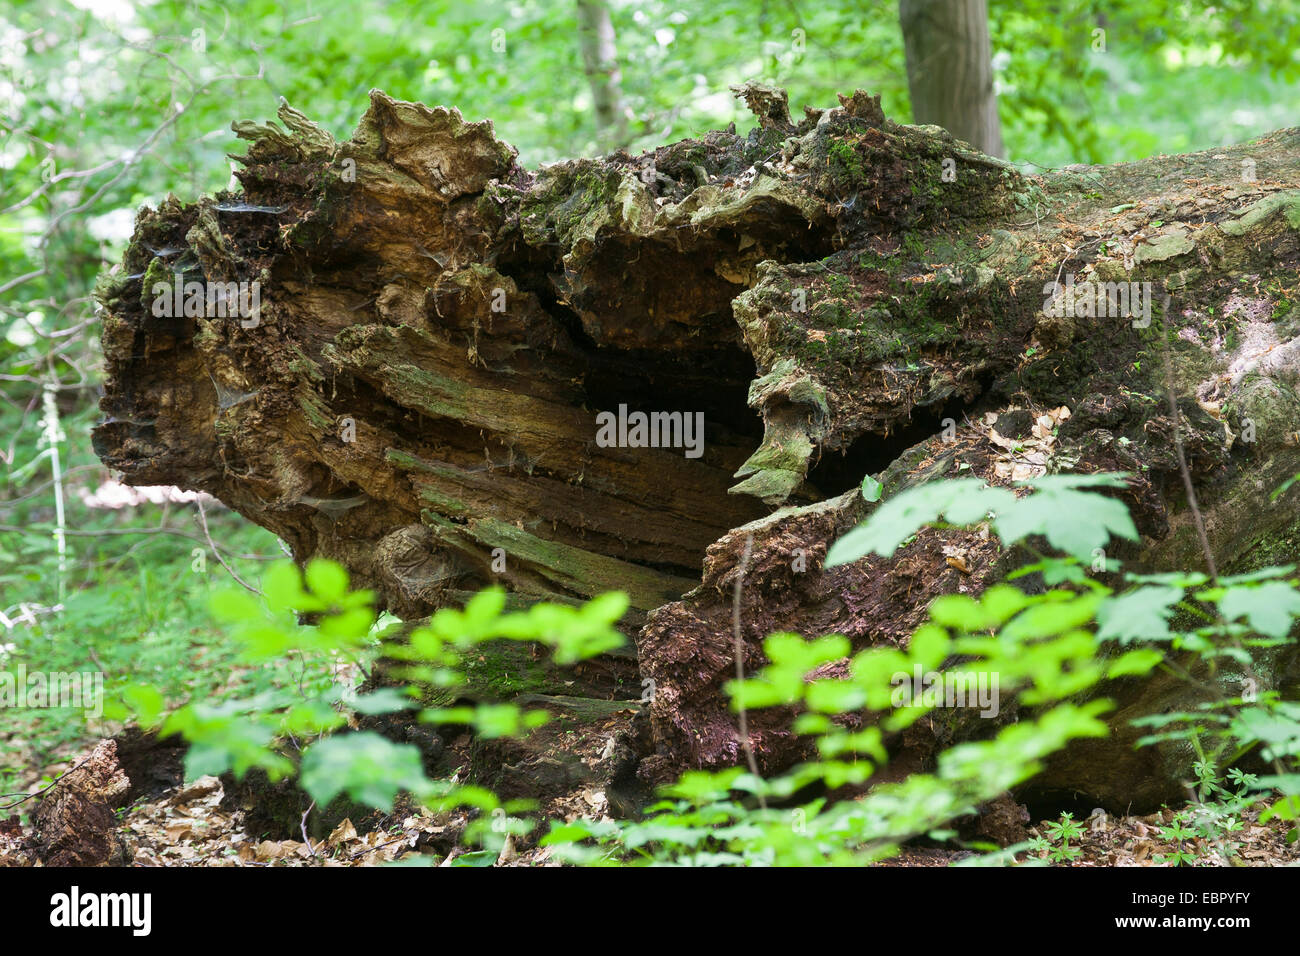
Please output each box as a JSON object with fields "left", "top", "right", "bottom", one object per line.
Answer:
{"left": 94, "top": 86, "right": 1300, "bottom": 811}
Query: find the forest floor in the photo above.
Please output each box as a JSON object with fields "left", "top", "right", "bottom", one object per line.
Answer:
{"left": 4, "top": 736, "right": 1298, "bottom": 867}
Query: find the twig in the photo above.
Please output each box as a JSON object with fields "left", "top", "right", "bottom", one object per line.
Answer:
{"left": 350, "top": 835, "right": 409, "bottom": 860}
{"left": 1158, "top": 313, "right": 1217, "bottom": 583}
{"left": 300, "top": 801, "right": 317, "bottom": 856}
{"left": 1154, "top": 292, "right": 1293, "bottom": 796}
{"left": 196, "top": 497, "right": 260, "bottom": 594}
{"left": 0, "top": 751, "right": 97, "bottom": 810}
{"left": 731, "top": 533, "right": 766, "bottom": 811}
{"left": 39, "top": 383, "right": 68, "bottom": 602}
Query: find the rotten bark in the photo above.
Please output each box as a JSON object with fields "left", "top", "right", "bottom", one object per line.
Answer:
{"left": 94, "top": 86, "right": 1300, "bottom": 810}
{"left": 28, "top": 739, "right": 131, "bottom": 866}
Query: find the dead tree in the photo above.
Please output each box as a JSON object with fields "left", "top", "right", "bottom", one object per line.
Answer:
{"left": 94, "top": 86, "right": 1300, "bottom": 810}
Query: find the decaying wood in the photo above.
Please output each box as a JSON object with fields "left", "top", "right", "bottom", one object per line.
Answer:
{"left": 29, "top": 739, "right": 131, "bottom": 866}
{"left": 94, "top": 86, "right": 1300, "bottom": 810}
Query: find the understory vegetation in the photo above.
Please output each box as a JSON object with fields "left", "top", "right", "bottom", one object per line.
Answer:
{"left": 90, "top": 475, "right": 1300, "bottom": 866}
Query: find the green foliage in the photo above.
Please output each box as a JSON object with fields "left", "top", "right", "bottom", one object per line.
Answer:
{"left": 1154, "top": 813, "right": 1200, "bottom": 866}
{"left": 79, "top": 473, "right": 1300, "bottom": 866}
{"left": 145, "top": 557, "right": 626, "bottom": 859}
{"left": 1146, "top": 761, "right": 1254, "bottom": 866}
{"left": 0, "top": 486, "right": 283, "bottom": 799}
{"left": 1122, "top": 561, "right": 1300, "bottom": 850}
{"left": 826, "top": 473, "right": 1138, "bottom": 567}
{"left": 1029, "top": 812, "right": 1085, "bottom": 863}
{"left": 540, "top": 477, "right": 1149, "bottom": 864}
{"left": 299, "top": 733, "right": 429, "bottom": 812}
{"left": 541, "top": 475, "right": 1298, "bottom": 865}
{"left": 990, "top": 0, "right": 1300, "bottom": 165}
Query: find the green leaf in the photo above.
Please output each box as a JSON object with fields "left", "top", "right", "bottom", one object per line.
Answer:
{"left": 805, "top": 679, "right": 867, "bottom": 713}
{"left": 122, "top": 683, "right": 164, "bottom": 728}
{"left": 472, "top": 702, "right": 531, "bottom": 738}
{"left": 764, "top": 632, "right": 851, "bottom": 672}
{"left": 318, "top": 606, "right": 377, "bottom": 643}
{"left": 450, "top": 849, "right": 499, "bottom": 867}
{"left": 350, "top": 688, "right": 414, "bottom": 715}
{"left": 282, "top": 701, "right": 346, "bottom": 735}
{"left": 300, "top": 733, "right": 429, "bottom": 811}
{"left": 908, "top": 623, "right": 951, "bottom": 667}
{"left": 993, "top": 475, "right": 1138, "bottom": 561}
{"left": 1096, "top": 585, "right": 1184, "bottom": 643}
{"left": 261, "top": 561, "right": 322, "bottom": 614}
{"left": 826, "top": 474, "right": 1137, "bottom": 567}
{"left": 999, "top": 593, "right": 1101, "bottom": 642}
{"left": 826, "top": 480, "right": 1012, "bottom": 565}
{"left": 861, "top": 474, "right": 883, "bottom": 503}
{"left": 1218, "top": 581, "right": 1300, "bottom": 639}
{"left": 209, "top": 588, "right": 262, "bottom": 624}
{"left": 979, "top": 584, "right": 1033, "bottom": 625}
{"left": 664, "top": 768, "right": 745, "bottom": 803}
{"left": 929, "top": 595, "right": 983, "bottom": 631}
{"left": 1229, "top": 708, "right": 1300, "bottom": 752}
{"left": 463, "top": 587, "right": 507, "bottom": 631}
{"left": 305, "top": 558, "right": 349, "bottom": 604}
{"left": 582, "top": 590, "right": 630, "bottom": 624}
{"left": 1107, "top": 648, "right": 1163, "bottom": 677}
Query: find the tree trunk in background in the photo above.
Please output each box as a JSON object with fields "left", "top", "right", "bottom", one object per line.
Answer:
{"left": 899, "top": 0, "right": 1004, "bottom": 157}
{"left": 577, "top": 0, "right": 629, "bottom": 148}
{"left": 94, "top": 86, "right": 1300, "bottom": 812}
